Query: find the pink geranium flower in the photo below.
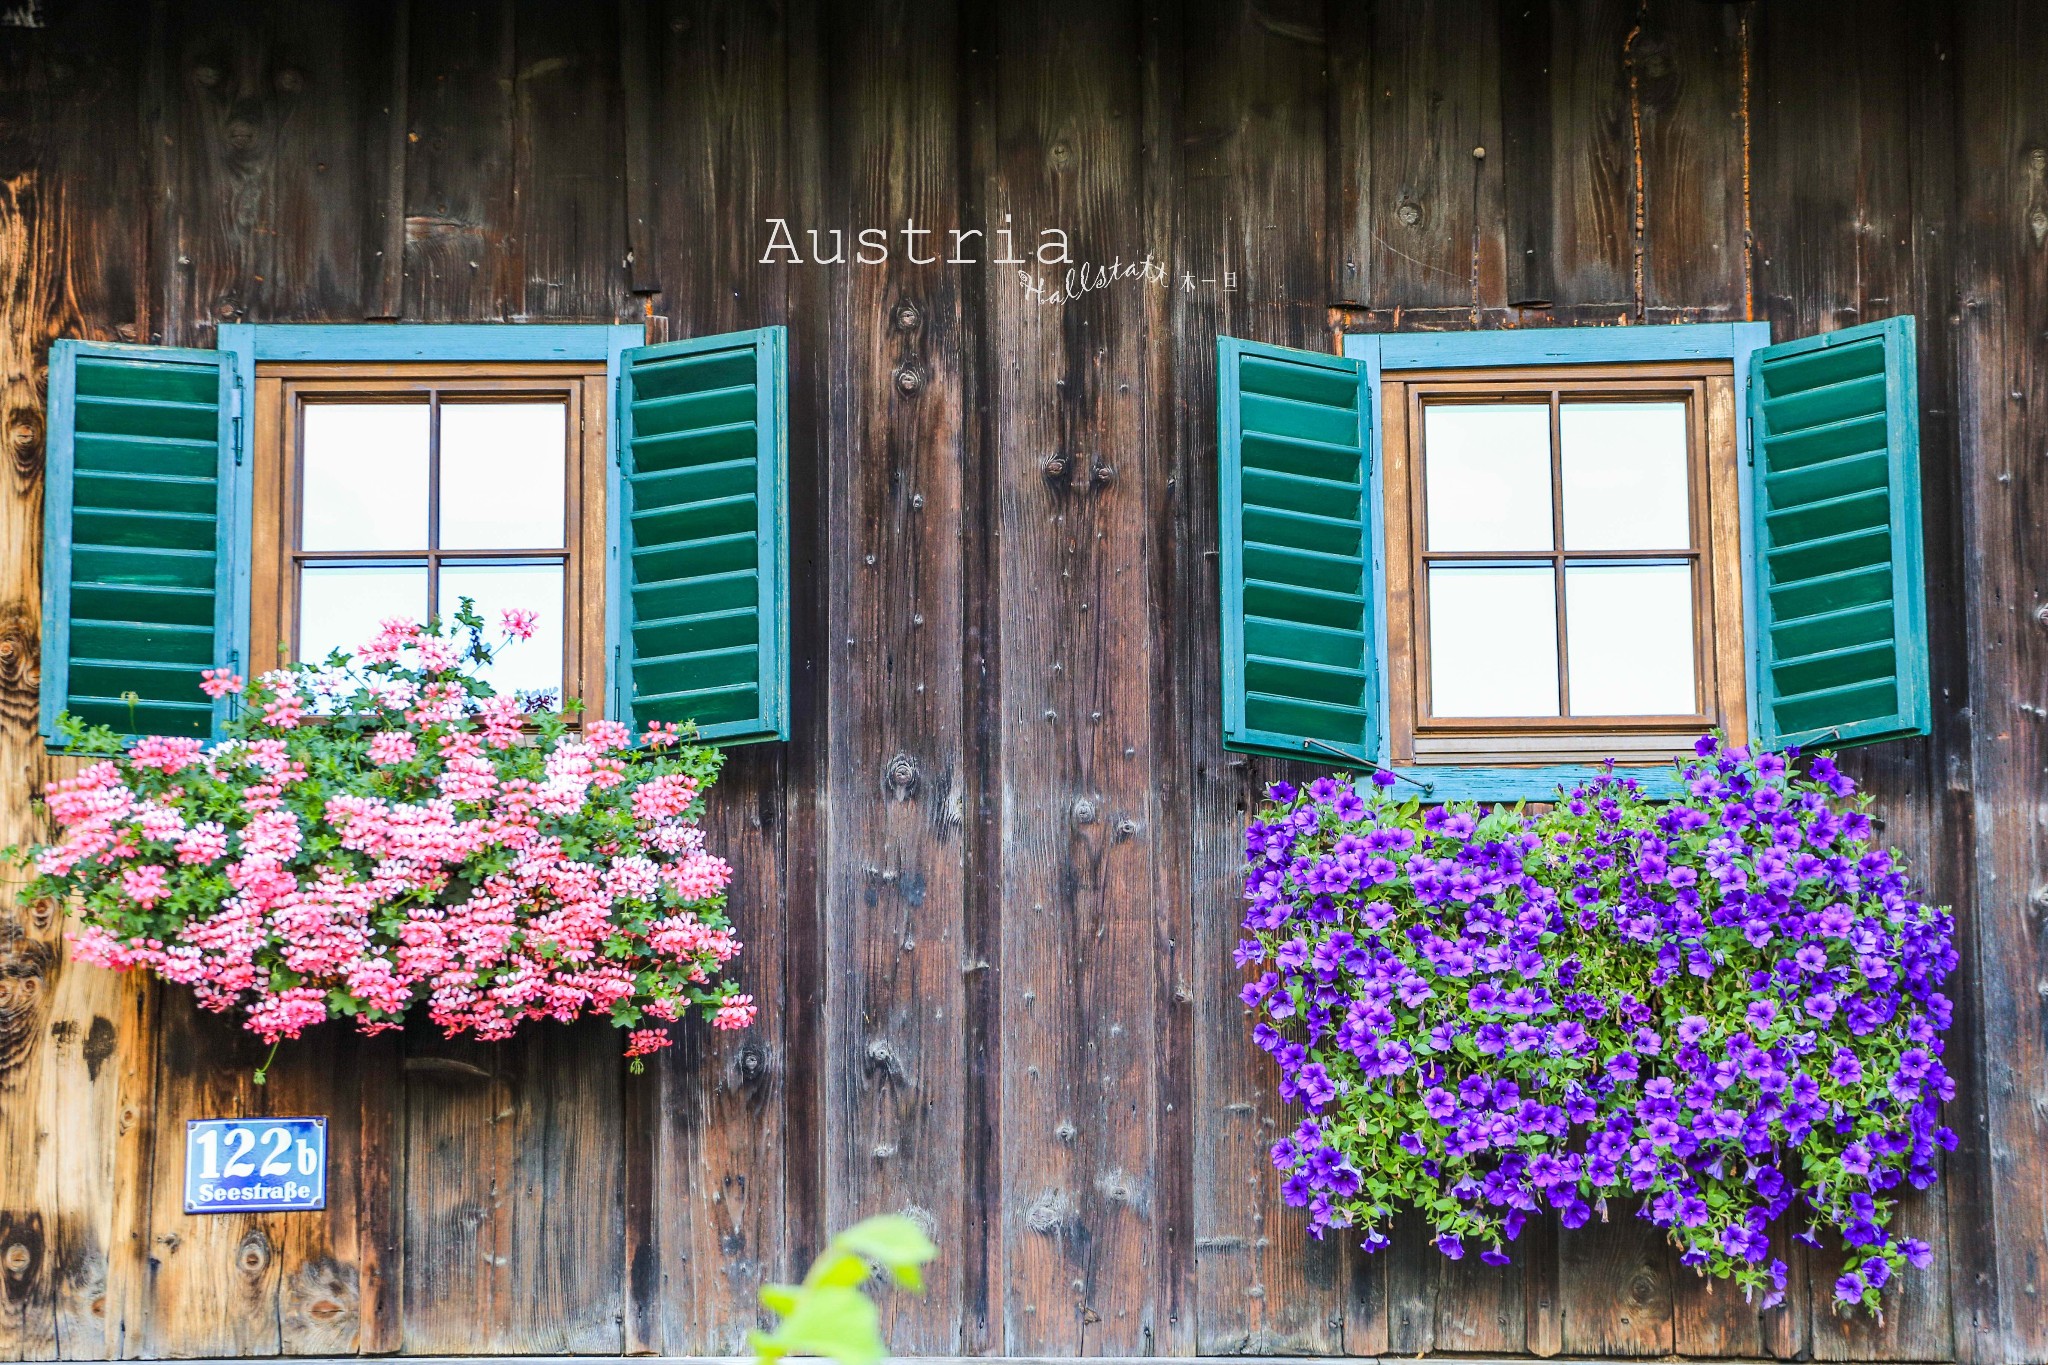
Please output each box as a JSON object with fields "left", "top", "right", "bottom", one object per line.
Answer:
{"left": 20, "top": 605, "right": 756, "bottom": 1070}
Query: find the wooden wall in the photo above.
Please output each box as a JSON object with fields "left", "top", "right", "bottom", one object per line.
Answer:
{"left": 0, "top": 0, "right": 2040, "bottom": 1360}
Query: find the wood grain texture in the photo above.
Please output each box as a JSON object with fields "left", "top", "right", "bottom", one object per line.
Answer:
{"left": 1750, "top": 0, "right": 1963, "bottom": 1357}
{"left": 402, "top": 0, "right": 518, "bottom": 321}
{"left": 1947, "top": 0, "right": 2047, "bottom": 1360}
{"left": 1633, "top": 0, "right": 1747, "bottom": 314}
{"left": 1496, "top": 0, "right": 1635, "bottom": 310}
{"left": 398, "top": 1025, "right": 625, "bottom": 1355}
{"left": 0, "top": 7, "right": 155, "bottom": 1360}
{"left": 0, "top": 0, "right": 2030, "bottom": 1356}
{"left": 818, "top": 0, "right": 974, "bottom": 1351}
{"left": 1331, "top": 0, "right": 1504, "bottom": 313}
{"left": 626, "top": 1, "right": 799, "bottom": 1352}
{"left": 1180, "top": 0, "right": 1350, "bottom": 1353}
{"left": 985, "top": 0, "right": 1164, "bottom": 1352}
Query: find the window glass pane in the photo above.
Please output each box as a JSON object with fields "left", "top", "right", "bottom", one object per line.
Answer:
{"left": 1427, "top": 565, "right": 1560, "bottom": 717}
{"left": 440, "top": 402, "right": 569, "bottom": 550}
{"left": 301, "top": 403, "right": 429, "bottom": 549}
{"left": 1423, "top": 403, "right": 1554, "bottom": 551}
{"left": 299, "top": 564, "right": 427, "bottom": 666}
{"left": 1565, "top": 563, "right": 1697, "bottom": 715}
{"left": 1560, "top": 401, "right": 1691, "bottom": 550}
{"left": 439, "top": 561, "right": 566, "bottom": 708}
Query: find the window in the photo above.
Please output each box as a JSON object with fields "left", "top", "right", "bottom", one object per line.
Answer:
{"left": 248, "top": 364, "right": 610, "bottom": 711}
{"left": 1217, "top": 319, "right": 1929, "bottom": 799}
{"left": 1381, "top": 365, "right": 1747, "bottom": 766}
{"left": 40, "top": 325, "right": 791, "bottom": 748}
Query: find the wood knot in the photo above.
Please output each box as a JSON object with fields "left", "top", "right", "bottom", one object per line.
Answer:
{"left": 893, "top": 302, "right": 921, "bottom": 331}
{"left": 1070, "top": 796, "right": 1098, "bottom": 824}
{"left": 863, "top": 1037, "right": 910, "bottom": 1085}
{"left": 1023, "top": 1188, "right": 1071, "bottom": 1235}
{"left": 1042, "top": 453, "right": 1071, "bottom": 483}
{"left": 191, "top": 63, "right": 219, "bottom": 87}
{"left": 0, "top": 601, "right": 40, "bottom": 694}
{"left": 274, "top": 68, "right": 304, "bottom": 93}
{"left": 734, "top": 1040, "right": 768, "bottom": 1085}
{"left": 236, "top": 1228, "right": 272, "bottom": 1280}
{"left": 0, "top": 1212, "right": 44, "bottom": 1285}
{"left": 1089, "top": 462, "right": 1116, "bottom": 490}
{"left": 0, "top": 921, "right": 55, "bottom": 1077}
{"left": 894, "top": 366, "right": 922, "bottom": 395}
{"left": 1396, "top": 199, "right": 1422, "bottom": 227}
{"left": 882, "top": 752, "right": 920, "bottom": 800}
{"left": 1049, "top": 140, "right": 1076, "bottom": 171}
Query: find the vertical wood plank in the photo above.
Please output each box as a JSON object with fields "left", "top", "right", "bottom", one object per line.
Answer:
{"left": 1181, "top": 0, "right": 1351, "bottom": 1353}
{"left": 1946, "top": 0, "right": 2045, "bottom": 1360}
{"left": 1750, "top": 0, "right": 1961, "bottom": 1359}
{"left": 1557, "top": 1201, "right": 1673, "bottom": 1357}
{"left": 821, "top": 0, "right": 974, "bottom": 1350}
{"left": 402, "top": 0, "right": 517, "bottom": 320}
{"left": 1138, "top": 0, "right": 1198, "bottom": 1350}
{"left": 1496, "top": 0, "right": 1636, "bottom": 311}
{"left": 0, "top": 7, "right": 155, "bottom": 1360}
{"left": 151, "top": 0, "right": 397, "bottom": 328}
{"left": 399, "top": 1024, "right": 625, "bottom": 1354}
{"left": 1332, "top": 0, "right": 1504, "bottom": 313}
{"left": 986, "top": 0, "right": 1164, "bottom": 1352}
{"left": 627, "top": 7, "right": 799, "bottom": 1349}
{"left": 1635, "top": 0, "right": 1748, "bottom": 314}
{"left": 512, "top": 0, "right": 631, "bottom": 321}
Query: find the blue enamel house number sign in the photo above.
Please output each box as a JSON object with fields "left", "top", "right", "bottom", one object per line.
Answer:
{"left": 183, "top": 1117, "right": 327, "bottom": 1213}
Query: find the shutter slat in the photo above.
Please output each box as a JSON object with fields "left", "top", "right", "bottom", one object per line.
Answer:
{"left": 616, "top": 328, "right": 788, "bottom": 745}
{"left": 1220, "top": 336, "right": 1380, "bottom": 765}
{"left": 1748, "top": 316, "right": 1928, "bottom": 750}
{"left": 43, "top": 340, "right": 235, "bottom": 743}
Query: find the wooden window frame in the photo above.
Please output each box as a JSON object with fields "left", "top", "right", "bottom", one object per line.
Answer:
{"left": 248, "top": 361, "right": 611, "bottom": 718}
{"left": 1380, "top": 361, "right": 1749, "bottom": 767}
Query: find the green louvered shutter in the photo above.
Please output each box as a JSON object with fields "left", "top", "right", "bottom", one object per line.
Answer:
{"left": 42, "top": 340, "right": 238, "bottom": 743}
{"left": 613, "top": 327, "right": 788, "bottom": 744}
{"left": 1218, "top": 336, "right": 1380, "bottom": 766}
{"left": 1748, "top": 315, "right": 1929, "bottom": 749}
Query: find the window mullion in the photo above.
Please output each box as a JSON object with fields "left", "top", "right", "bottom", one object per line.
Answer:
{"left": 427, "top": 388, "right": 442, "bottom": 622}
{"left": 1549, "top": 390, "right": 1570, "bottom": 718}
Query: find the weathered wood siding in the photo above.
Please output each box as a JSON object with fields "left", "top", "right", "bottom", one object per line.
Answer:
{"left": 0, "top": 0, "right": 2037, "bottom": 1359}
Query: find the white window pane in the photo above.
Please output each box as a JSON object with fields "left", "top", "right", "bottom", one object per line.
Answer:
{"left": 438, "top": 562, "right": 565, "bottom": 707}
{"left": 1560, "top": 402, "right": 1691, "bottom": 550}
{"left": 301, "top": 404, "right": 429, "bottom": 550}
{"left": 440, "top": 402, "right": 569, "bottom": 550}
{"left": 1565, "top": 564, "right": 1698, "bottom": 715}
{"left": 299, "top": 564, "right": 427, "bottom": 665}
{"left": 1423, "top": 403, "right": 1554, "bottom": 551}
{"left": 1427, "top": 565, "right": 1560, "bottom": 717}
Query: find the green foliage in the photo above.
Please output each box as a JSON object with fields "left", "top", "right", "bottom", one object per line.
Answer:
{"left": 750, "top": 1216, "right": 938, "bottom": 1365}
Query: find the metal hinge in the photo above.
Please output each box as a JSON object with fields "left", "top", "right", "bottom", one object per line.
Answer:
{"left": 228, "top": 373, "right": 246, "bottom": 465}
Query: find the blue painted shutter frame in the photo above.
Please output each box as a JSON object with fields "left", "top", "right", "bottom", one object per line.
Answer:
{"left": 1747, "top": 315, "right": 1930, "bottom": 749}
{"left": 614, "top": 327, "right": 788, "bottom": 744}
{"left": 41, "top": 340, "right": 238, "bottom": 742}
{"left": 1218, "top": 336, "right": 1380, "bottom": 766}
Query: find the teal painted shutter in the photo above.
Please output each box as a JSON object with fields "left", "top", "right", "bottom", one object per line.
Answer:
{"left": 1218, "top": 336, "right": 1379, "bottom": 765}
{"left": 614, "top": 327, "right": 788, "bottom": 744}
{"left": 41, "top": 340, "right": 238, "bottom": 742}
{"left": 1747, "top": 315, "right": 1929, "bottom": 749}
